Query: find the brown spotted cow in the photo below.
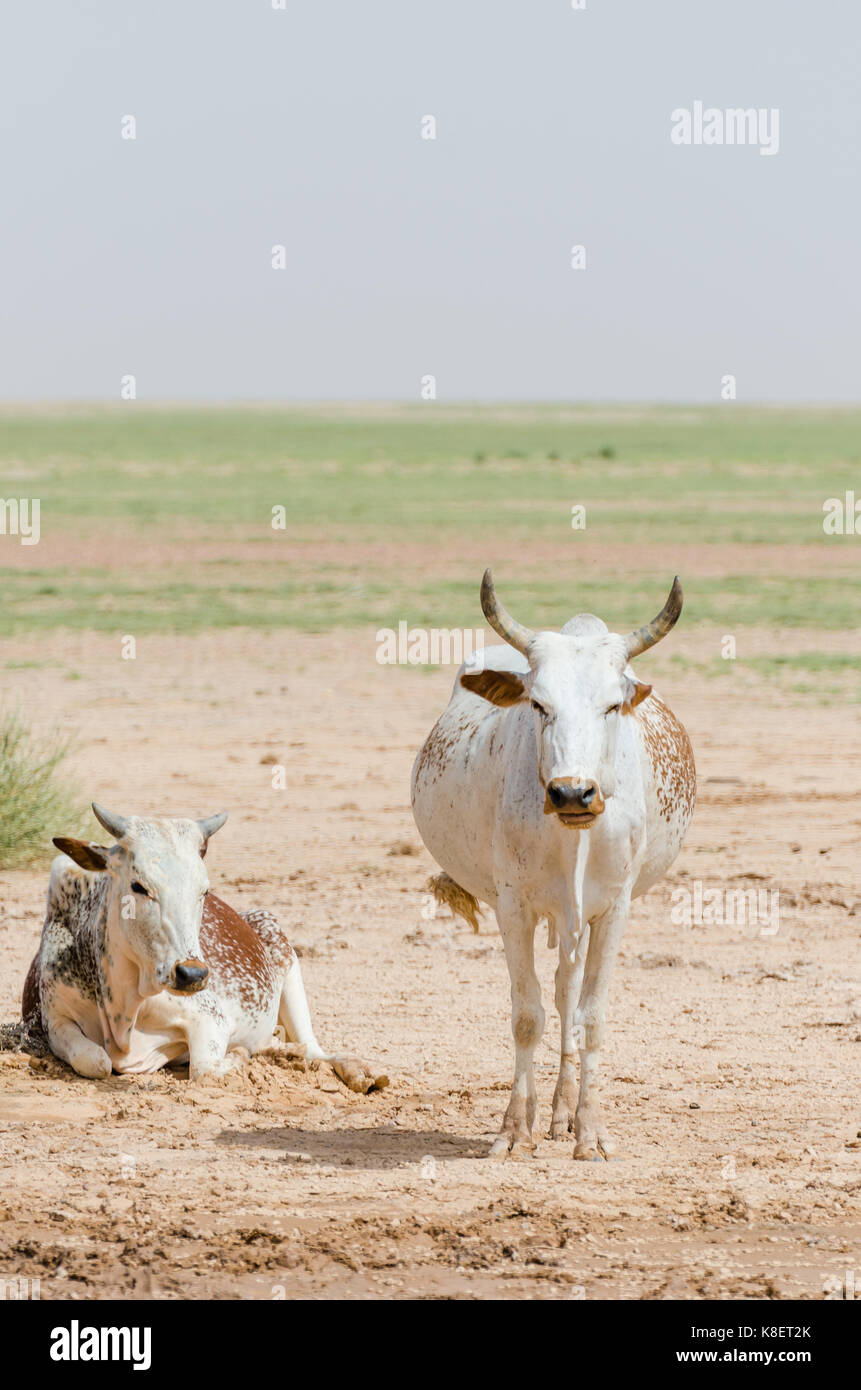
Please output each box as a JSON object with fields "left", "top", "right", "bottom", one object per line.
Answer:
{"left": 23, "top": 804, "right": 387, "bottom": 1091}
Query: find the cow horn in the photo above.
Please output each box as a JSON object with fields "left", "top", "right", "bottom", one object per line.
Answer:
{"left": 91, "top": 803, "right": 130, "bottom": 840}
{"left": 197, "top": 812, "right": 228, "bottom": 841}
{"left": 624, "top": 577, "right": 684, "bottom": 658}
{"left": 480, "top": 569, "right": 535, "bottom": 656}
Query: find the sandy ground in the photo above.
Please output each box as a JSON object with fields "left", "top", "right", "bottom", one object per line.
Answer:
{"left": 0, "top": 627, "right": 859, "bottom": 1301}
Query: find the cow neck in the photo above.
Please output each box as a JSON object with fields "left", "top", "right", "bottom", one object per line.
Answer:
{"left": 96, "top": 891, "right": 146, "bottom": 1052}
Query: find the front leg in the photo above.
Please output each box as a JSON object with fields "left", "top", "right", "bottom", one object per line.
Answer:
{"left": 47, "top": 1014, "right": 112, "bottom": 1080}
{"left": 572, "top": 891, "right": 630, "bottom": 1160}
{"left": 490, "top": 896, "right": 543, "bottom": 1159}
{"left": 184, "top": 1004, "right": 236, "bottom": 1082}
{"left": 550, "top": 921, "right": 589, "bottom": 1139}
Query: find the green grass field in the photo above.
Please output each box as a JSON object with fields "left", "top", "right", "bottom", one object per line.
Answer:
{"left": 0, "top": 403, "right": 859, "bottom": 641}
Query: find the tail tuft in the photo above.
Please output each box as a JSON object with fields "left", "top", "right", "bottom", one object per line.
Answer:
{"left": 428, "top": 872, "right": 483, "bottom": 933}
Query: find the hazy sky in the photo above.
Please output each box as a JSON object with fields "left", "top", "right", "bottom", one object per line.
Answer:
{"left": 2, "top": 1, "right": 858, "bottom": 401}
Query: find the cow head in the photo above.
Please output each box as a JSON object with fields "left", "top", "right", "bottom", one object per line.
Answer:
{"left": 460, "top": 570, "right": 683, "bottom": 827}
{"left": 53, "top": 806, "right": 227, "bottom": 997}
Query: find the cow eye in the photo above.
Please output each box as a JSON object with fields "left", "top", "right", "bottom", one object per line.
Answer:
{"left": 531, "top": 700, "right": 547, "bottom": 717}
{"left": 606, "top": 703, "right": 622, "bottom": 716}
{"left": 131, "top": 881, "right": 150, "bottom": 896}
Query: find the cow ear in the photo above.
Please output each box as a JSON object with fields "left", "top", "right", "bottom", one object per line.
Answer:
{"left": 623, "top": 681, "right": 652, "bottom": 714}
{"left": 461, "top": 669, "right": 528, "bottom": 707}
{"left": 53, "top": 838, "right": 110, "bottom": 872}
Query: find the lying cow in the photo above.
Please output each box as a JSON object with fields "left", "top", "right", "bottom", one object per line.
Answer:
{"left": 22, "top": 804, "right": 387, "bottom": 1091}
{"left": 412, "top": 571, "right": 695, "bottom": 1160}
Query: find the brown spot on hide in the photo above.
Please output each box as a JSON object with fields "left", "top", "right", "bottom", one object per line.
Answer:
{"left": 201, "top": 893, "right": 287, "bottom": 1009}
{"left": 638, "top": 696, "right": 697, "bottom": 823}
{"left": 413, "top": 721, "right": 457, "bottom": 791}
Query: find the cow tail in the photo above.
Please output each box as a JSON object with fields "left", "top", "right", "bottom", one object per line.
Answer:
{"left": 428, "top": 872, "right": 483, "bottom": 933}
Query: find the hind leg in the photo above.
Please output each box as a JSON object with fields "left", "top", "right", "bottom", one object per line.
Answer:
{"left": 278, "top": 950, "right": 328, "bottom": 1061}
{"left": 279, "top": 951, "right": 388, "bottom": 1094}
{"left": 491, "top": 897, "right": 543, "bottom": 1159}
{"left": 240, "top": 910, "right": 326, "bottom": 1057}
{"left": 243, "top": 909, "right": 389, "bottom": 1094}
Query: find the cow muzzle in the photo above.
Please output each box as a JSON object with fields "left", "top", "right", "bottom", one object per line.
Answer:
{"left": 544, "top": 778, "right": 605, "bottom": 827}
{"left": 169, "top": 958, "right": 209, "bottom": 994}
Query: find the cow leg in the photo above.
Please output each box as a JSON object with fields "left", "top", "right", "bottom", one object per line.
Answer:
{"left": 237, "top": 912, "right": 331, "bottom": 1065}
{"left": 550, "top": 922, "right": 590, "bottom": 1139}
{"left": 245, "top": 911, "right": 384, "bottom": 1092}
{"left": 183, "top": 1003, "right": 238, "bottom": 1082}
{"left": 47, "top": 1015, "right": 112, "bottom": 1080}
{"left": 491, "top": 904, "right": 543, "bottom": 1159}
{"left": 278, "top": 951, "right": 329, "bottom": 1061}
{"left": 572, "top": 893, "right": 630, "bottom": 1160}
{"left": 189, "top": 1046, "right": 247, "bottom": 1082}
{"left": 279, "top": 953, "right": 389, "bottom": 1095}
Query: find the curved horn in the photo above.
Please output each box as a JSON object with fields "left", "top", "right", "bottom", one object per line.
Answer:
{"left": 197, "top": 812, "right": 228, "bottom": 841}
{"left": 91, "top": 803, "right": 130, "bottom": 841}
{"left": 480, "top": 569, "right": 535, "bottom": 656}
{"left": 624, "top": 577, "right": 684, "bottom": 658}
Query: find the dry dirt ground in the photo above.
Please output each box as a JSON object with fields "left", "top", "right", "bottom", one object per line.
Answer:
{"left": 0, "top": 627, "right": 859, "bottom": 1301}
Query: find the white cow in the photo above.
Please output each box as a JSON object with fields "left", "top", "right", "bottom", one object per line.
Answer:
{"left": 23, "top": 805, "right": 387, "bottom": 1092}
{"left": 411, "top": 572, "right": 695, "bottom": 1159}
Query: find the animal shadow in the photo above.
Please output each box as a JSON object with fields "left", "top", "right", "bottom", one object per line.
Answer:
{"left": 217, "top": 1124, "right": 481, "bottom": 1170}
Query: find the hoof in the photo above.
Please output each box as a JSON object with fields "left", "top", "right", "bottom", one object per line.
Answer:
{"left": 573, "top": 1144, "right": 603, "bottom": 1162}
{"left": 78, "top": 1054, "right": 112, "bottom": 1081}
{"left": 549, "top": 1116, "right": 574, "bottom": 1141}
{"left": 489, "top": 1132, "right": 535, "bottom": 1161}
{"left": 331, "top": 1056, "right": 389, "bottom": 1094}
{"left": 573, "top": 1136, "right": 617, "bottom": 1161}
{"left": 508, "top": 1139, "right": 535, "bottom": 1162}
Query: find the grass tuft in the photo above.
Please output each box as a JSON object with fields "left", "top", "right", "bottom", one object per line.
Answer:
{"left": 0, "top": 710, "right": 84, "bottom": 868}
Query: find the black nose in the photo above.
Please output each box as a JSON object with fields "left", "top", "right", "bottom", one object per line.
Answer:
{"left": 547, "top": 780, "right": 598, "bottom": 810}
{"left": 174, "top": 961, "right": 209, "bottom": 992}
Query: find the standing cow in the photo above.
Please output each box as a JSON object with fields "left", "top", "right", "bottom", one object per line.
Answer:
{"left": 411, "top": 572, "right": 695, "bottom": 1159}
{"left": 23, "top": 804, "right": 387, "bottom": 1092}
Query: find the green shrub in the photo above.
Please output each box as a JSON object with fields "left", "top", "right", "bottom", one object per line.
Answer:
{"left": 0, "top": 711, "right": 84, "bottom": 868}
